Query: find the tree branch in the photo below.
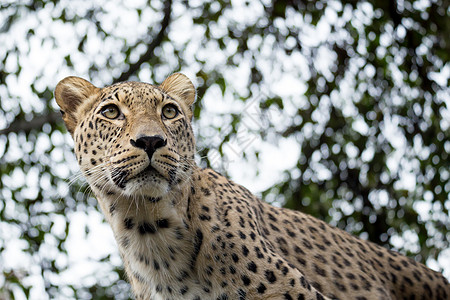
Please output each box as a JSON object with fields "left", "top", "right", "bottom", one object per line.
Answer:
{"left": 113, "top": 0, "right": 172, "bottom": 83}
{"left": 0, "top": 111, "right": 61, "bottom": 136}
{"left": 0, "top": 0, "right": 173, "bottom": 136}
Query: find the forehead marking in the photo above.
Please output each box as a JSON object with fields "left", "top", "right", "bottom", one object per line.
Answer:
{"left": 98, "top": 83, "right": 178, "bottom": 109}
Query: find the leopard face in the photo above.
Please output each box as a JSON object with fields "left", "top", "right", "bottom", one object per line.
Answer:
{"left": 55, "top": 74, "right": 196, "bottom": 199}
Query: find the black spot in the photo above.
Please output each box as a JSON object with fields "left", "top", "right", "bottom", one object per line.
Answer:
{"left": 316, "top": 292, "right": 325, "bottom": 300}
{"left": 302, "top": 239, "right": 313, "bottom": 249}
{"left": 186, "top": 197, "right": 192, "bottom": 220}
{"left": 290, "top": 278, "right": 295, "bottom": 287}
{"left": 168, "top": 169, "right": 177, "bottom": 185}
{"left": 175, "top": 227, "right": 184, "bottom": 239}
{"left": 296, "top": 257, "right": 306, "bottom": 266}
{"left": 299, "top": 276, "right": 310, "bottom": 290}
{"left": 138, "top": 222, "right": 156, "bottom": 235}
{"left": 287, "top": 229, "right": 297, "bottom": 237}
{"left": 294, "top": 245, "right": 305, "bottom": 255}
{"left": 334, "top": 281, "right": 347, "bottom": 292}
{"left": 163, "top": 259, "right": 170, "bottom": 269}
{"left": 168, "top": 246, "right": 176, "bottom": 255}
{"left": 111, "top": 169, "right": 128, "bottom": 189}
{"left": 156, "top": 219, "right": 170, "bottom": 228}
{"left": 124, "top": 218, "right": 134, "bottom": 229}
{"left": 346, "top": 272, "right": 355, "bottom": 280}
{"left": 247, "top": 261, "right": 257, "bottom": 273}
{"left": 147, "top": 197, "right": 161, "bottom": 203}
{"left": 199, "top": 214, "right": 211, "bottom": 221}
{"left": 270, "top": 223, "right": 280, "bottom": 231}
{"left": 239, "top": 216, "right": 245, "bottom": 228}
{"left": 242, "top": 245, "right": 249, "bottom": 256}
{"left": 237, "top": 288, "right": 246, "bottom": 300}
{"left": 153, "top": 260, "right": 160, "bottom": 270}
{"left": 190, "top": 229, "right": 203, "bottom": 267}
{"left": 205, "top": 265, "right": 213, "bottom": 276}
{"left": 265, "top": 270, "right": 277, "bottom": 283}
{"left": 109, "top": 203, "right": 116, "bottom": 215}
{"left": 201, "top": 187, "right": 211, "bottom": 196}
{"left": 241, "top": 275, "right": 251, "bottom": 286}
{"left": 280, "top": 247, "right": 289, "bottom": 256}
{"left": 217, "top": 294, "right": 228, "bottom": 300}
{"left": 257, "top": 283, "right": 267, "bottom": 293}
{"left": 208, "top": 171, "right": 219, "bottom": 179}
{"left": 423, "top": 283, "right": 432, "bottom": 295}
{"left": 284, "top": 293, "right": 293, "bottom": 300}
{"left": 229, "top": 265, "right": 236, "bottom": 274}
{"left": 268, "top": 213, "right": 277, "bottom": 222}
{"left": 177, "top": 270, "right": 189, "bottom": 281}
{"left": 316, "top": 244, "right": 326, "bottom": 251}
{"left": 232, "top": 253, "right": 239, "bottom": 263}
{"left": 255, "top": 247, "right": 264, "bottom": 259}
{"left": 403, "top": 276, "right": 413, "bottom": 286}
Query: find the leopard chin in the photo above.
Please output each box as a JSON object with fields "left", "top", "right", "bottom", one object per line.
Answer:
{"left": 117, "top": 170, "right": 169, "bottom": 198}
{"left": 105, "top": 153, "right": 175, "bottom": 196}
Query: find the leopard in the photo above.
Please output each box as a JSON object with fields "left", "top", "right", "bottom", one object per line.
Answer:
{"left": 55, "top": 73, "right": 449, "bottom": 300}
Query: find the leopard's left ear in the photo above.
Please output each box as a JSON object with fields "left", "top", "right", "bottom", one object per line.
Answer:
{"left": 159, "top": 73, "right": 196, "bottom": 108}
{"left": 55, "top": 76, "right": 100, "bottom": 135}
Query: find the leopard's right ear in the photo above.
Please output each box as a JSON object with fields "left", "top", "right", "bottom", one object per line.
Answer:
{"left": 55, "top": 76, "right": 99, "bottom": 135}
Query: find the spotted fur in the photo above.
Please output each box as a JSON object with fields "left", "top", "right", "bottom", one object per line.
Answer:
{"left": 55, "top": 73, "right": 449, "bottom": 300}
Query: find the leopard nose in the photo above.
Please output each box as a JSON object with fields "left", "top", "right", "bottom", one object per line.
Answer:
{"left": 131, "top": 135, "right": 167, "bottom": 159}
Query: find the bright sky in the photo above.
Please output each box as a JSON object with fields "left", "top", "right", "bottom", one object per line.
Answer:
{"left": 0, "top": 0, "right": 448, "bottom": 299}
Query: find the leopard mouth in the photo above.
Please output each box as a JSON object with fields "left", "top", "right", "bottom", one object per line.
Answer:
{"left": 144, "top": 164, "right": 156, "bottom": 173}
{"left": 111, "top": 164, "right": 160, "bottom": 189}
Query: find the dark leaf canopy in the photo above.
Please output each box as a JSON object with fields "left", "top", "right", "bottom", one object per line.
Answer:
{"left": 0, "top": 0, "right": 448, "bottom": 298}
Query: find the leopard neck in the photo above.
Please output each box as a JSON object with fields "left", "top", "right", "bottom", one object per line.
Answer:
{"left": 91, "top": 167, "right": 222, "bottom": 299}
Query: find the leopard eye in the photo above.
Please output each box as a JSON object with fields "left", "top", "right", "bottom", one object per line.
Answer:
{"left": 162, "top": 104, "right": 179, "bottom": 119}
{"left": 101, "top": 104, "right": 120, "bottom": 119}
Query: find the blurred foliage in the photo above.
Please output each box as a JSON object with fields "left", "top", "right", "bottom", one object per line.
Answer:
{"left": 0, "top": 0, "right": 449, "bottom": 299}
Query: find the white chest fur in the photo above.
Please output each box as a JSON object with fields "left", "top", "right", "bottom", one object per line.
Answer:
{"left": 96, "top": 192, "right": 225, "bottom": 299}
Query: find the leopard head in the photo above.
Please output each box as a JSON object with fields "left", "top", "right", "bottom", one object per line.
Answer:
{"left": 55, "top": 73, "right": 196, "bottom": 198}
